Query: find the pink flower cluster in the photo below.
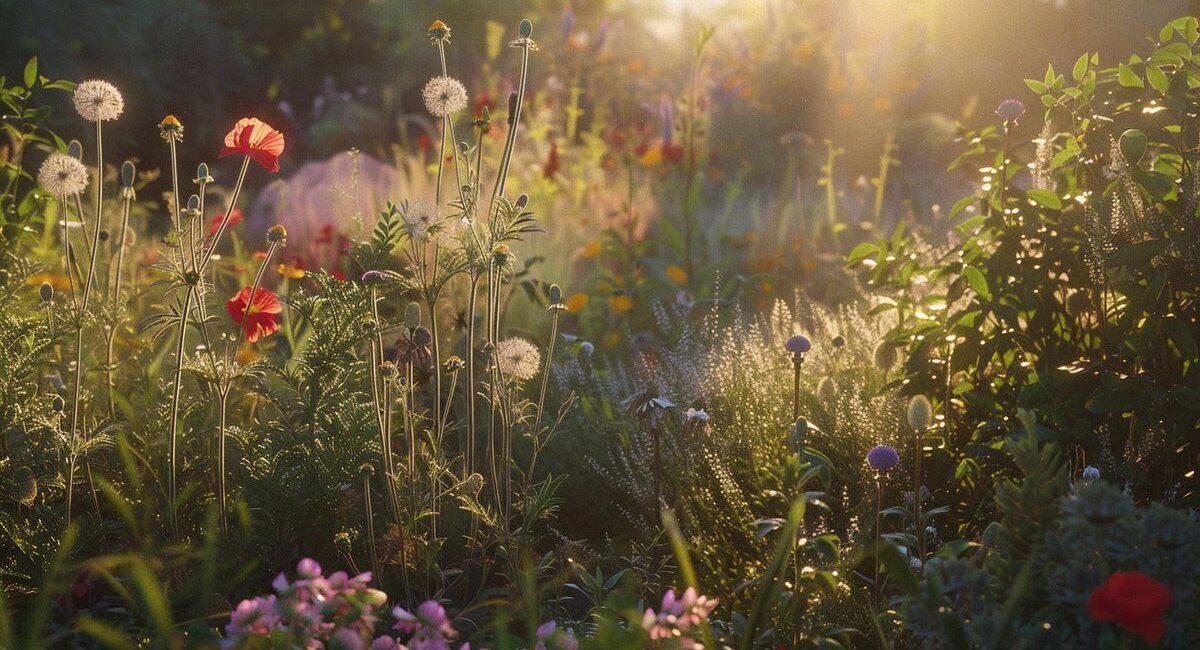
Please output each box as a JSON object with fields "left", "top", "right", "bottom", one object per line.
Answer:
{"left": 390, "top": 600, "right": 458, "bottom": 650}
{"left": 533, "top": 621, "right": 578, "bottom": 650}
{"left": 225, "top": 558, "right": 394, "bottom": 649}
{"left": 641, "top": 588, "right": 718, "bottom": 649}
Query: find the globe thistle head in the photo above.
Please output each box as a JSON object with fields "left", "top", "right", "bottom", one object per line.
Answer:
{"left": 906, "top": 395, "right": 932, "bottom": 431}
{"left": 73, "top": 79, "right": 124, "bottom": 122}
{"left": 422, "top": 76, "right": 468, "bottom": 118}
{"left": 38, "top": 152, "right": 89, "bottom": 197}
{"left": 494, "top": 337, "right": 541, "bottom": 382}
{"left": 995, "top": 99, "right": 1025, "bottom": 124}
{"left": 1081, "top": 465, "right": 1100, "bottom": 480}
{"left": 784, "top": 334, "right": 811, "bottom": 356}
{"left": 866, "top": 445, "right": 900, "bottom": 471}
{"left": 402, "top": 200, "right": 440, "bottom": 242}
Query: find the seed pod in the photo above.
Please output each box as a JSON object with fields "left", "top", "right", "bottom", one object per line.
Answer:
{"left": 121, "top": 160, "right": 136, "bottom": 187}
{"left": 67, "top": 140, "right": 83, "bottom": 160}
{"left": 404, "top": 302, "right": 422, "bottom": 330}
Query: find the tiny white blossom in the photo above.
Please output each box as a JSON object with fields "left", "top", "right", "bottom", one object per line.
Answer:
{"left": 422, "top": 76, "right": 468, "bottom": 118}
{"left": 494, "top": 337, "right": 541, "bottom": 382}
{"left": 402, "top": 200, "right": 440, "bottom": 242}
{"left": 73, "top": 79, "right": 124, "bottom": 122}
{"left": 38, "top": 152, "right": 89, "bottom": 197}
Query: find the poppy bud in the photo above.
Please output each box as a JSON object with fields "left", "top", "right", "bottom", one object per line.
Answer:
{"left": 67, "top": 140, "right": 83, "bottom": 160}
{"left": 548, "top": 283, "right": 563, "bottom": 304}
{"left": 195, "top": 162, "right": 213, "bottom": 184}
{"left": 515, "top": 194, "right": 529, "bottom": 210}
{"left": 121, "top": 160, "right": 136, "bottom": 187}
{"left": 40, "top": 282, "right": 54, "bottom": 304}
{"left": 519, "top": 19, "right": 533, "bottom": 37}
{"left": 405, "top": 302, "right": 422, "bottom": 329}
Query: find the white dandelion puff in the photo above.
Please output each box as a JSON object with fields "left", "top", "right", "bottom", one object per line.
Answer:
{"left": 422, "top": 76, "right": 468, "bottom": 118}
{"left": 402, "top": 199, "right": 440, "bottom": 242}
{"left": 494, "top": 337, "right": 541, "bottom": 382}
{"left": 73, "top": 79, "right": 124, "bottom": 122}
{"left": 38, "top": 153, "right": 89, "bottom": 197}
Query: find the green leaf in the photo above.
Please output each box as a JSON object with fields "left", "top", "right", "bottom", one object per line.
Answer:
{"left": 1072, "top": 53, "right": 1088, "bottom": 82}
{"left": 1025, "top": 189, "right": 1061, "bottom": 210}
{"left": 1146, "top": 64, "right": 1170, "bottom": 94}
{"left": 23, "top": 57, "right": 37, "bottom": 88}
{"left": 962, "top": 265, "right": 990, "bottom": 300}
{"left": 1118, "top": 63, "right": 1144, "bottom": 87}
{"left": 1118, "top": 129, "right": 1147, "bottom": 164}
{"left": 1024, "top": 78, "right": 1048, "bottom": 94}
{"left": 846, "top": 242, "right": 880, "bottom": 265}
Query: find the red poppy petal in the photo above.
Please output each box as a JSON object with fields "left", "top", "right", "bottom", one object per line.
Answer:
{"left": 1123, "top": 615, "right": 1167, "bottom": 645}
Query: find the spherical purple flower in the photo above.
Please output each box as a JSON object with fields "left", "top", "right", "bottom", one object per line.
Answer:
{"left": 866, "top": 445, "right": 900, "bottom": 471}
{"left": 785, "top": 335, "right": 811, "bottom": 355}
{"left": 996, "top": 99, "right": 1025, "bottom": 123}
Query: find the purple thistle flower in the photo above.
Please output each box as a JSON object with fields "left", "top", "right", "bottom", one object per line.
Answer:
{"left": 996, "top": 99, "right": 1025, "bottom": 123}
{"left": 785, "top": 335, "right": 811, "bottom": 355}
{"left": 867, "top": 445, "right": 900, "bottom": 471}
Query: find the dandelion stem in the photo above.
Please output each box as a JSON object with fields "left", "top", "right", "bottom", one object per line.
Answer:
{"left": 167, "top": 285, "right": 195, "bottom": 536}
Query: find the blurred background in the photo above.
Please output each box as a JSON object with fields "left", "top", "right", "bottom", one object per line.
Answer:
{"left": 2, "top": 0, "right": 1194, "bottom": 326}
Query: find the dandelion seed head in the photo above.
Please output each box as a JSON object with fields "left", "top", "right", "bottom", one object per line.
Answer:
{"left": 402, "top": 200, "right": 440, "bottom": 241}
{"left": 422, "top": 76, "right": 468, "bottom": 118}
{"left": 73, "top": 79, "right": 124, "bottom": 122}
{"left": 495, "top": 337, "right": 541, "bottom": 381}
{"left": 38, "top": 152, "right": 89, "bottom": 197}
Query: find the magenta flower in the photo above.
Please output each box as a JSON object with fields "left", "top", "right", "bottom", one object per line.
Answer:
{"left": 641, "top": 588, "right": 718, "bottom": 649}
{"left": 867, "top": 445, "right": 900, "bottom": 471}
{"left": 393, "top": 600, "right": 456, "bottom": 650}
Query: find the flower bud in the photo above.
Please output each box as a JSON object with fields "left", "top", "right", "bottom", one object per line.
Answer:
{"left": 39, "top": 282, "right": 54, "bottom": 304}
{"left": 404, "top": 302, "right": 422, "bottom": 329}
{"left": 266, "top": 224, "right": 287, "bottom": 244}
{"left": 907, "top": 395, "right": 932, "bottom": 431}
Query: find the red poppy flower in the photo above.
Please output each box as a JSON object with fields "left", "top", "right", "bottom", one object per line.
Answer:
{"left": 1088, "top": 571, "right": 1173, "bottom": 645}
{"left": 208, "top": 208, "right": 244, "bottom": 237}
{"left": 219, "top": 117, "right": 285, "bottom": 172}
{"left": 226, "top": 286, "right": 282, "bottom": 343}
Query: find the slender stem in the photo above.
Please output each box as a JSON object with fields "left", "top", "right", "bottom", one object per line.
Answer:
{"left": 82, "top": 121, "right": 104, "bottom": 311}
{"left": 792, "top": 359, "right": 802, "bottom": 421}
{"left": 106, "top": 194, "right": 134, "bottom": 418}
{"left": 167, "top": 285, "right": 196, "bottom": 536}
{"left": 217, "top": 390, "right": 229, "bottom": 534}
{"left": 362, "top": 470, "right": 381, "bottom": 582}
{"left": 465, "top": 274, "right": 480, "bottom": 477}
{"left": 874, "top": 475, "right": 883, "bottom": 605}
{"left": 914, "top": 429, "right": 925, "bottom": 562}
{"left": 489, "top": 42, "right": 531, "bottom": 209}
{"left": 367, "top": 287, "right": 400, "bottom": 523}
{"left": 200, "top": 157, "right": 252, "bottom": 276}
{"left": 533, "top": 311, "right": 559, "bottom": 434}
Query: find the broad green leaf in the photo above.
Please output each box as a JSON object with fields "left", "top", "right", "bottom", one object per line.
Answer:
{"left": 1072, "top": 53, "right": 1088, "bottom": 81}
{"left": 1118, "top": 63, "right": 1144, "bottom": 87}
{"left": 1025, "top": 189, "right": 1061, "bottom": 210}
{"left": 1146, "top": 64, "right": 1170, "bottom": 94}
{"left": 962, "top": 265, "right": 990, "bottom": 300}
{"left": 23, "top": 57, "right": 37, "bottom": 88}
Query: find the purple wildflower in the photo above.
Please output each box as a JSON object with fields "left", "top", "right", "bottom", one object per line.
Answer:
{"left": 996, "top": 99, "right": 1025, "bottom": 123}
{"left": 867, "top": 445, "right": 900, "bottom": 471}
{"left": 785, "top": 335, "right": 811, "bottom": 355}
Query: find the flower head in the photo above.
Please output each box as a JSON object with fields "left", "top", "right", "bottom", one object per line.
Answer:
{"left": 867, "top": 445, "right": 900, "bottom": 471}
{"left": 1081, "top": 465, "right": 1101, "bottom": 480}
{"left": 422, "top": 76, "right": 469, "bottom": 118}
{"left": 996, "top": 99, "right": 1025, "bottom": 124}
{"left": 1088, "top": 571, "right": 1172, "bottom": 645}
{"left": 494, "top": 337, "right": 541, "bottom": 382}
{"left": 427, "top": 20, "right": 451, "bottom": 44}
{"left": 207, "top": 208, "right": 244, "bottom": 237}
{"left": 159, "top": 115, "right": 183, "bottom": 143}
{"left": 38, "top": 153, "right": 89, "bottom": 197}
{"left": 226, "top": 286, "right": 282, "bottom": 343}
{"left": 73, "top": 80, "right": 124, "bottom": 122}
{"left": 785, "top": 334, "right": 811, "bottom": 356}
{"left": 402, "top": 200, "right": 440, "bottom": 242}
{"left": 220, "top": 117, "right": 286, "bottom": 172}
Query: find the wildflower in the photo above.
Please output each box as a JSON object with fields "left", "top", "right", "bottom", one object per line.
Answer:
{"left": 565, "top": 292, "right": 589, "bottom": 312}
{"left": 906, "top": 395, "right": 932, "bottom": 431}
{"left": 422, "top": 76, "right": 469, "bottom": 118}
{"left": 427, "top": 19, "right": 451, "bottom": 45}
{"left": 683, "top": 408, "right": 711, "bottom": 435}
{"left": 393, "top": 600, "right": 456, "bottom": 650}
{"left": 534, "top": 620, "right": 578, "bottom": 650}
{"left": 38, "top": 152, "right": 89, "bottom": 197}
{"left": 402, "top": 200, "right": 440, "bottom": 241}
{"left": 1088, "top": 571, "right": 1172, "bottom": 645}
{"left": 641, "top": 588, "right": 717, "bottom": 649}
{"left": 578, "top": 341, "right": 594, "bottom": 358}
{"left": 494, "top": 337, "right": 541, "bottom": 381}
{"left": 73, "top": 80, "right": 124, "bottom": 122}
{"left": 226, "top": 286, "right": 282, "bottom": 343}
{"left": 443, "top": 355, "right": 465, "bottom": 372}
{"left": 867, "top": 445, "right": 900, "bottom": 471}
{"left": 207, "top": 208, "right": 244, "bottom": 237}
{"left": 1082, "top": 465, "right": 1101, "bottom": 480}
{"left": 609, "top": 293, "right": 633, "bottom": 315}
{"left": 784, "top": 334, "right": 811, "bottom": 357}
{"left": 220, "top": 117, "right": 286, "bottom": 173}
{"left": 158, "top": 114, "right": 184, "bottom": 143}
{"left": 665, "top": 264, "right": 688, "bottom": 285}
{"left": 996, "top": 99, "right": 1025, "bottom": 124}
{"left": 622, "top": 388, "right": 674, "bottom": 428}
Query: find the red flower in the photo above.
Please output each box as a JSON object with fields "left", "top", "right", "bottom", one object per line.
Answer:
{"left": 226, "top": 286, "right": 282, "bottom": 343}
{"left": 1088, "top": 571, "right": 1173, "bottom": 645}
{"left": 219, "top": 118, "right": 285, "bottom": 172}
{"left": 543, "top": 142, "right": 561, "bottom": 179}
{"left": 208, "top": 208, "right": 244, "bottom": 237}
